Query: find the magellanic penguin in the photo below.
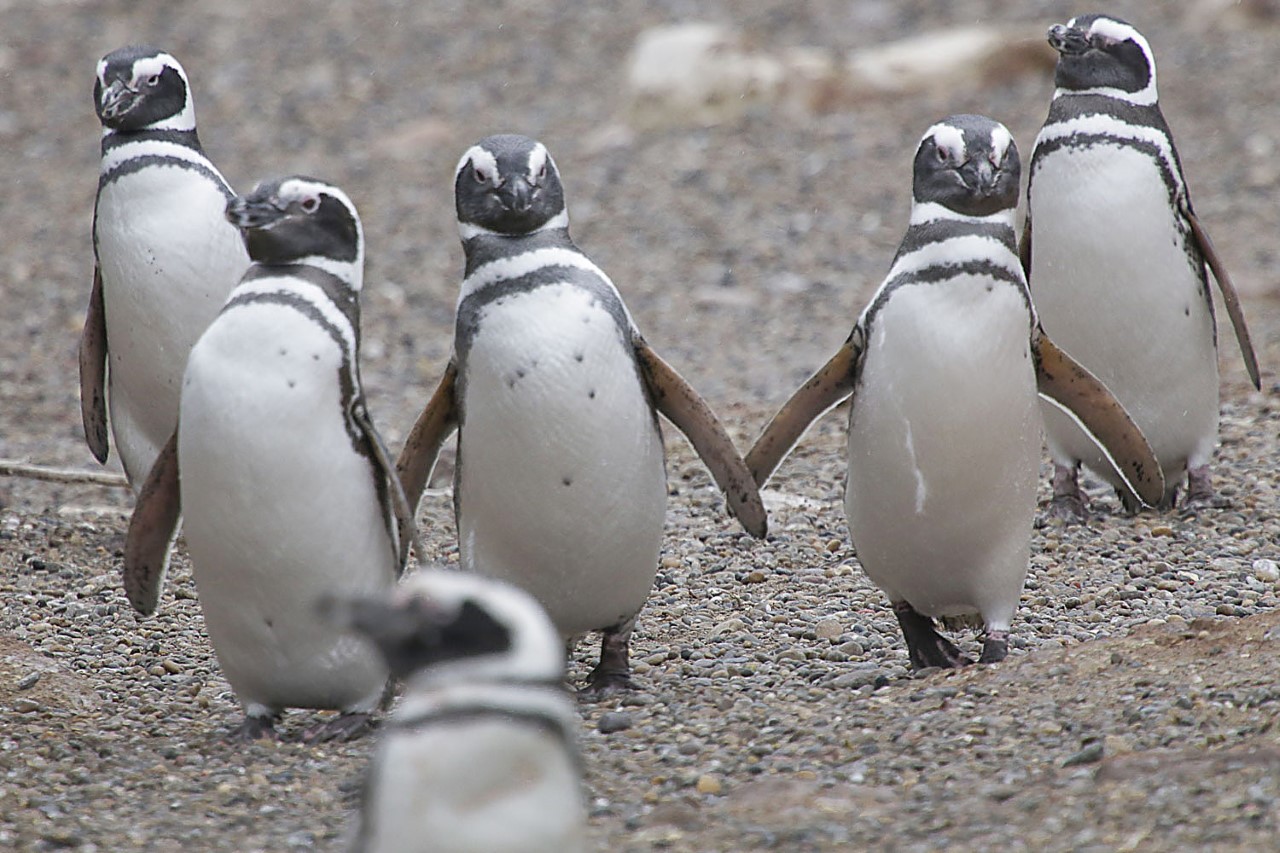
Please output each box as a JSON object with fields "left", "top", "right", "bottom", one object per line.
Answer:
{"left": 81, "top": 46, "right": 250, "bottom": 490}
{"left": 1023, "top": 14, "right": 1261, "bottom": 518}
{"left": 747, "top": 115, "right": 1164, "bottom": 668}
{"left": 123, "top": 176, "right": 418, "bottom": 741}
{"left": 331, "top": 570, "right": 587, "bottom": 853}
{"left": 396, "top": 134, "right": 767, "bottom": 698}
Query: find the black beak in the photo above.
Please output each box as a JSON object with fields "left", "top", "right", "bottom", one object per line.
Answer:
{"left": 225, "top": 195, "right": 286, "bottom": 230}
{"left": 499, "top": 177, "right": 534, "bottom": 214}
{"left": 1048, "top": 24, "right": 1089, "bottom": 56}
{"left": 98, "top": 79, "right": 140, "bottom": 120}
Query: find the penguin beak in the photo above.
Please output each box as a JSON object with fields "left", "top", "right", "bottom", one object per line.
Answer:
{"left": 98, "top": 79, "right": 141, "bottom": 120}
{"left": 498, "top": 177, "right": 534, "bottom": 214}
{"left": 1048, "top": 24, "right": 1089, "bottom": 56}
{"left": 226, "top": 195, "right": 286, "bottom": 230}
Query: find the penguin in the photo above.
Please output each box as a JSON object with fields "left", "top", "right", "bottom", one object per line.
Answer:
{"left": 123, "top": 176, "right": 418, "bottom": 741}
{"left": 81, "top": 45, "right": 250, "bottom": 491}
{"left": 747, "top": 115, "right": 1164, "bottom": 668}
{"left": 1022, "top": 14, "right": 1260, "bottom": 518}
{"left": 396, "top": 134, "right": 767, "bottom": 698}
{"left": 331, "top": 570, "right": 586, "bottom": 853}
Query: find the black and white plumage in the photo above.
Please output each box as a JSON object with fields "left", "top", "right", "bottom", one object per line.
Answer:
{"left": 396, "top": 134, "right": 766, "bottom": 697}
{"left": 748, "top": 116, "right": 1163, "bottom": 668}
{"left": 123, "top": 176, "right": 417, "bottom": 742}
{"left": 334, "top": 570, "right": 586, "bottom": 853}
{"left": 1023, "top": 14, "right": 1260, "bottom": 518}
{"left": 81, "top": 45, "right": 249, "bottom": 490}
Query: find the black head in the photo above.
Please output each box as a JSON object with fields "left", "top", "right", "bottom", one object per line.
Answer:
{"left": 345, "top": 596, "right": 512, "bottom": 680}
{"left": 226, "top": 176, "right": 362, "bottom": 267}
{"left": 94, "top": 45, "right": 194, "bottom": 132}
{"left": 455, "top": 134, "right": 567, "bottom": 238}
{"left": 1049, "top": 15, "right": 1157, "bottom": 103}
{"left": 912, "top": 115, "right": 1020, "bottom": 218}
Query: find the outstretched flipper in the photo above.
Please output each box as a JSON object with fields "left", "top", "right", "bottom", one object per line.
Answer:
{"left": 123, "top": 429, "right": 182, "bottom": 615}
{"left": 632, "top": 338, "right": 767, "bottom": 539}
{"left": 79, "top": 266, "right": 110, "bottom": 464}
{"left": 1182, "top": 201, "right": 1261, "bottom": 390}
{"left": 745, "top": 329, "right": 864, "bottom": 488}
{"left": 1032, "top": 331, "right": 1165, "bottom": 507}
{"left": 353, "top": 400, "right": 422, "bottom": 574}
{"left": 395, "top": 361, "right": 460, "bottom": 518}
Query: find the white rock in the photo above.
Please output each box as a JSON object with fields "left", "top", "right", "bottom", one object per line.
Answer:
{"left": 845, "top": 26, "right": 1055, "bottom": 97}
{"left": 627, "top": 23, "right": 784, "bottom": 129}
{"left": 1252, "top": 558, "right": 1280, "bottom": 583}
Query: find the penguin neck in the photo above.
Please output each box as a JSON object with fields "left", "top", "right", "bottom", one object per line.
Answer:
{"left": 461, "top": 225, "right": 575, "bottom": 278}
{"left": 101, "top": 125, "right": 204, "bottom": 156}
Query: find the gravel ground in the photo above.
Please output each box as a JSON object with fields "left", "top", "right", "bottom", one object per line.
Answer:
{"left": 2, "top": 0, "right": 1279, "bottom": 850}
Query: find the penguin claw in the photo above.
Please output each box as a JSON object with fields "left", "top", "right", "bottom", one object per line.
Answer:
{"left": 1048, "top": 463, "right": 1090, "bottom": 523}
{"left": 893, "top": 602, "right": 972, "bottom": 670}
{"left": 227, "top": 715, "right": 279, "bottom": 743}
{"left": 297, "top": 712, "right": 376, "bottom": 744}
{"left": 978, "top": 632, "right": 1009, "bottom": 664}
{"left": 578, "top": 668, "right": 635, "bottom": 702}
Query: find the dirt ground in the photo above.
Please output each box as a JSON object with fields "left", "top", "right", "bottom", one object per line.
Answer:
{"left": 2, "top": 1, "right": 1279, "bottom": 850}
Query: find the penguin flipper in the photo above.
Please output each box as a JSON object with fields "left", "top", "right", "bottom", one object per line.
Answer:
{"left": 396, "top": 360, "right": 459, "bottom": 516}
{"left": 123, "top": 429, "right": 182, "bottom": 616}
{"left": 1018, "top": 214, "right": 1032, "bottom": 279}
{"left": 632, "top": 339, "right": 768, "bottom": 539}
{"left": 1182, "top": 201, "right": 1261, "bottom": 390}
{"left": 745, "top": 330, "right": 863, "bottom": 490}
{"left": 1032, "top": 330, "right": 1165, "bottom": 507}
{"left": 79, "top": 265, "right": 110, "bottom": 464}
{"left": 353, "top": 401, "right": 421, "bottom": 575}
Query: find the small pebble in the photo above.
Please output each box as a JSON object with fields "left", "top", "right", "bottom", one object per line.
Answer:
{"left": 597, "top": 712, "right": 634, "bottom": 734}
{"left": 1252, "top": 559, "right": 1279, "bottom": 583}
{"left": 695, "top": 774, "right": 722, "bottom": 795}
{"left": 12, "top": 698, "right": 40, "bottom": 713}
{"left": 16, "top": 672, "right": 40, "bottom": 690}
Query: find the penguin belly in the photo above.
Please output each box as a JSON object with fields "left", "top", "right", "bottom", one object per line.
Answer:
{"left": 363, "top": 718, "right": 585, "bottom": 853}
{"left": 1030, "top": 144, "right": 1219, "bottom": 500}
{"left": 179, "top": 302, "right": 393, "bottom": 714}
{"left": 457, "top": 283, "right": 667, "bottom": 638}
{"left": 845, "top": 280, "right": 1040, "bottom": 631}
{"left": 96, "top": 165, "right": 248, "bottom": 484}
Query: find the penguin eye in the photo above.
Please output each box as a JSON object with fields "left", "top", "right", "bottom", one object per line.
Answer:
{"left": 473, "top": 165, "right": 490, "bottom": 185}
{"left": 300, "top": 196, "right": 320, "bottom": 214}
{"left": 936, "top": 146, "right": 950, "bottom": 164}
{"left": 536, "top": 163, "right": 547, "bottom": 181}
{"left": 146, "top": 74, "right": 161, "bottom": 87}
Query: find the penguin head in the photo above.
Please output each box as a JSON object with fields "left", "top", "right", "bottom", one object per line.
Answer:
{"left": 912, "top": 115, "right": 1020, "bottom": 219}
{"left": 1048, "top": 15, "right": 1157, "bottom": 104}
{"left": 454, "top": 134, "right": 568, "bottom": 241}
{"left": 226, "top": 176, "right": 364, "bottom": 281}
{"left": 325, "top": 569, "right": 564, "bottom": 687}
{"left": 94, "top": 46, "right": 194, "bottom": 132}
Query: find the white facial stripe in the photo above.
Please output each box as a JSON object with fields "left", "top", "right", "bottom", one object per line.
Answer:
{"left": 925, "top": 123, "right": 966, "bottom": 161}
{"left": 96, "top": 57, "right": 109, "bottom": 84}
{"left": 457, "top": 246, "right": 636, "bottom": 330}
{"left": 457, "top": 145, "right": 499, "bottom": 181}
{"left": 131, "top": 55, "right": 174, "bottom": 85}
{"left": 526, "top": 143, "right": 549, "bottom": 182}
{"left": 1033, "top": 113, "right": 1183, "bottom": 196}
{"left": 989, "top": 124, "right": 1013, "bottom": 163}
{"left": 1089, "top": 17, "right": 1142, "bottom": 46}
